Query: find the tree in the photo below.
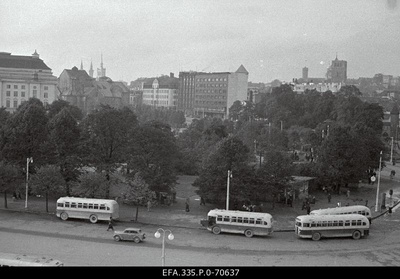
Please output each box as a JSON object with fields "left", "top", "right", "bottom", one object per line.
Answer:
{"left": 2, "top": 98, "right": 49, "bottom": 167}
{"left": 128, "top": 120, "right": 179, "bottom": 193}
{"left": 121, "top": 172, "right": 156, "bottom": 222}
{"left": 193, "top": 136, "right": 253, "bottom": 206}
{"left": 29, "top": 165, "right": 65, "bottom": 212}
{"left": 0, "top": 161, "right": 23, "bottom": 208}
{"left": 71, "top": 171, "right": 112, "bottom": 198}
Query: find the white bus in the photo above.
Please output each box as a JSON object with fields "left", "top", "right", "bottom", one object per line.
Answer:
{"left": 56, "top": 197, "right": 119, "bottom": 223}
{"left": 310, "top": 205, "right": 372, "bottom": 223}
{"left": 0, "top": 252, "right": 63, "bottom": 266}
{"left": 200, "top": 209, "right": 274, "bottom": 238}
{"left": 295, "top": 214, "right": 370, "bottom": 241}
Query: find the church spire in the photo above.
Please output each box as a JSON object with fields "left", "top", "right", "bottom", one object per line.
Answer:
{"left": 80, "top": 60, "right": 83, "bottom": 70}
{"left": 89, "top": 59, "right": 94, "bottom": 78}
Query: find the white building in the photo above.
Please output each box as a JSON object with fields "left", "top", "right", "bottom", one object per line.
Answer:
{"left": 142, "top": 79, "right": 177, "bottom": 108}
{"left": 0, "top": 51, "right": 58, "bottom": 112}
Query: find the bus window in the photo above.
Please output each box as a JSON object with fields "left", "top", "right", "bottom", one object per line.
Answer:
{"left": 263, "top": 221, "right": 268, "bottom": 226}
{"left": 249, "top": 218, "right": 255, "bottom": 224}
{"left": 217, "top": 215, "right": 223, "bottom": 222}
{"left": 303, "top": 223, "right": 310, "bottom": 227}
{"left": 71, "top": 202, "right": 76, "bottom": 208}
{"left": 65, "top": 202, "right": 70, "bottom": 207}
{"left": 89, "top": 204, "right": 93, "bottom": 209}
{"left": 243, "top": 217, "right": 249, "bottom": 223}
{"left": 256, "top": 218, "right": 262, "bottom": 225}
{"left": 83, "top": 203, "right": 88, "bottom": 209}
{"left": 78, "top": 203, "right": 82, "bottom": 209}
{"left": 237, "top": 217, "right": 243, "bottom": 223}
{"left": 356, "top": 220, "right": 362, "bottom": 226}
{"left": 351, "top": 220, "right": 357, "bottom": 226}
{"left": 57, "top": 203, "right": 63, "bottom": 207}
{"left": 311, "top": 222, "right": 316, "bottom": 227}
{"left": 232, "top": 217, "right": 237, "bottom": 223}
{"left": 327, "top": 221, "right": 333, "bottom": 227}
{"left": 345, "top": 220, "right": 350, "bottom": 226}
{"left": 333, "top": 220, "right": 338, "bottom": 226}
{"left": 93, "top": 204, "right": 99, "bottom": 210}
{"left": 100, "top": 204, "right": 106, "bottom": 210}
{"left": 322, "top": 221, "right": 327, "bottom": 227}
{"left": 223, "top": 216, "right": 230, "bottom": 222}
{"left": 338, "top": 221, "right": 343, "bottom": 226}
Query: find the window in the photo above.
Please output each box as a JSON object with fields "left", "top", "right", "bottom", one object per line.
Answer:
{"left": 256, "top": 218, "right": 262, "bottom": 225}
{"left": 345, "top": 220, "right": 350, "bottom": 226}
{"left": 78, "top": 203, "right": 83, "bottom": 208}
{"left": 71, "top": 202, "right": 77, "bottom": 208}
{"left": 88, "top": 204, "right": 94, "bottom": 209}
{"left": 93, "top": 204, "right": 99, "bottom": 209}
{"left": 21, "top": 85, "right": 25, "bottom": 89}
{"left": 231, "top": 217, "right": 237, "bottom": 223}
{"left": 249, "top": 218, "right": 255, "bottom": 224}
{"left": 6, "top": 91, "right": 10, "bottom": 97}
{"left": 243, "top": 217, "right": 249, "bottom": 223}
{"left": 21, "top": 92, "right": 25, "bottom": 97}
{"left": 100, "top": 204, "right": 106, "bottom": 210}
{"left": 65, "top": 202, "right": 70, "bottom": 207}
{"left": 6, "top": 85, "right": 10, "bottom": 89}
{"left": 237, "top": 217, "right": 243, "bottom": 223}
{"left": 33, "top": 90, "right": 37, "bottom": 97}
{"left": 13, "top": 100, "right": 18, "bottom": 108}
{"left": 14, "top": 91, "right": 18, "bottom": 97}
{"left": 351, "top": 220, "right": 357, "bottom": 226}
{"left": 83, "top": 203, "right": 88, "bottom": 209}
{"left": 217, "top": 215, "right": 223, "bottom": 222}
{"left": 223, "top": 216, "right": 229, "bottom": 222}
{"left": 44, "top": 92, "right": 48, "bottom": 98}
{"left": 6, "top": 100, "right": 10, "bottom": 107}
{"left": 14, "top": 85, "right": 18, "bottom": 89}
{"left": 57, "top": 203, "right": 64, "bottom": 207}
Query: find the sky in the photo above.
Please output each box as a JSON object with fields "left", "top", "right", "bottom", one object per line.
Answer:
{"left": 1, "top": 0, "right": 400, "bottom": 83}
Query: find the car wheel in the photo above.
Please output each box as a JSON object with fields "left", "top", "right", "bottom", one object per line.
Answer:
{"left": 114, "top": 235, "right": 121, "bottom": 242}
{"left": 133, "top": 237, "right": 141, "bottom": 243}
{"left": 352, "top": 230, "right": 361, "bottom": 240}
{"left": 89, "top": 214, "right": 98, "bottom": 224}
{"left": 244, "top": 229, "right": 254, "bottom": 238}
{"left": 60, "top": 212, "right": 68, "bottom": 221}
{"left": 312, "top": 232, "right": 321, "bottom": 241}
{"left": 212, "top": 226, "right": 221, "bottom": 235}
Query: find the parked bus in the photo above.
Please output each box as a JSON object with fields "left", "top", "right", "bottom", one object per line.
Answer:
{"left": 56, "top": 197, "right": 119, "bottom": 223}
{"left": 295, "top": 214, "right": 370, "bottom": 241}
{"left": 0, "top": 252, "right": 63, "bottom": 266}
{"left": 200, "top": 209, "right": 273, "bottom": 237}
{"left": 310, "top": 205, "right": 372, "bottom": 223}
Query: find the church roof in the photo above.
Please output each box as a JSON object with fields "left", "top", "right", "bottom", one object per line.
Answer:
{"left": 236, "top": 64, "right": 248, "bottom": 74}
{"left": 0, "top": 52, "right": 51, "bottom": 70}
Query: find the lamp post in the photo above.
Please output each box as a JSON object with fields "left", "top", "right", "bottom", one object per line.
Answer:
{"left": 375, "top": 151, "right": 382, "bottom": 212}
{"left": 154, "top": 228, "right": 174, "bottom": 266}
{"left": 226, "top": 170, "right": 232, "bottom": 210}
{"left": 25, "top": 157, "right": 33, "bottom": 209}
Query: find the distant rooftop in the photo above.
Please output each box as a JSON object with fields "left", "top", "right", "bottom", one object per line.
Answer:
{"left": 0, "top": 51, "right": 51, "bottom": 70}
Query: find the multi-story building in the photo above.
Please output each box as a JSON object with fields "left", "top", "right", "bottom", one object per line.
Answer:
{"left": 326, "top": 55, "right": 347, "bottom": 83}
{"left": 0, "top": 51, "right": 58, "bottom": 112}
{"left": 178, "top": 65, "right": 249, "bottom": 118}
{"left": 139, "top": 74, "right": 179, "bottom": 108}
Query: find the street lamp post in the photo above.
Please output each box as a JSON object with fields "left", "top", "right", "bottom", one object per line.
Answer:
{"left": 226, "top": 170, "right": 232, "bottom": 210}
{"left": 375, "top": 151, "right": 383, "bottom": 212}
{"left": 154, "top": 228, "right": 174, "bottom": 266}
{"left": 25, "top": 157, "right": 33, "bottom": 209}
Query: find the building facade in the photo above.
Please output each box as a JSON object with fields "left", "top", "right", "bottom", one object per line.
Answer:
{"left": 326, "top": 56, "right": 347, "bottom": 83}
{"left": 178, "top": 65, "right": 249, "bottom": 118}
{"left": 142, "top": 79, "right": 178, "bottom": 108}
{"left": 0, "top": 51, "right": 58, "bottom": 112}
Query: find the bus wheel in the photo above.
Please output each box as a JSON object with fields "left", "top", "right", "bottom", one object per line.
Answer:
{"left": 89, "top": 214, "right": 98, "bottom": 224}
{"left": 352, "top": 230, "right": 361, "bottom": 240}
{"left": 244, "top": 229, "right": 254, "bottom": 238}
{"left": 312, "top": 232, "right": 321, "bottom": 241}
{"left": 60, "top": 212, "right": 68, "bottom": 221}
{"left": 212, "top": 226, "right": 221, "bottom": 235}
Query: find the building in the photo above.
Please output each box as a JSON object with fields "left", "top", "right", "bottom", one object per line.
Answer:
{"left": 178, "top": 65, "right": 249, "bottom": 118}
{"left": 141, "top": 74, "right": 179, "bottom": 108}
{"left": 97, "top": 54, "right": 106, "bottom": 80}
{"left": 0, "top": 51, "right": 58, "bottom": 112}
{"left": 58, "top": 66, "right": 130, "bottom": 114}
{"left": 326, "top": 55, "right": 347, "bottom": 83}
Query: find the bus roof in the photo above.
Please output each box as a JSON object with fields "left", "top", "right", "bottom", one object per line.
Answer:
{"left": 56, "top": 196, "right": 117, "bottom": 204}
{"left": 296, "top": 214, "right": 369, "bottom": 222}
{"left": 207, "top": 209, "right": 272, "bottom": 218}
{"left": 310, "top": 205, "right": 371, "bottom": 215}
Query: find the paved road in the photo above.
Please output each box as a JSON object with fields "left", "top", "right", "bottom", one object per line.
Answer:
{"left": 1, "top": 210, "right": 400, "bottom": 266}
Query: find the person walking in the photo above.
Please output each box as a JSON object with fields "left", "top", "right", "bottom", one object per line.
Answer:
{"left": 306, "top": 203, "right": 311, "bottom": 215}
{"left": 185, "top": 197, "right": 190, "bottom": 212}
{"left": 327, "top": 193, "right": 331, "bottom": 203}
{"left": 147, "top": 200, "right": 151, "bottom": 212}
{"left": 107, "top": 217, "right": 114, "bottom": 231}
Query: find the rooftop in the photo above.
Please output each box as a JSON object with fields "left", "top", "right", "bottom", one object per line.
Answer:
{"left": 0, "top": 52, "right": 51, "bottom": 70}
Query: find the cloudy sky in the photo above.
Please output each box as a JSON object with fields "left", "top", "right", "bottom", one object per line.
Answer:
{"left": 1, "top": 0, "right": 399, "bottom": 83}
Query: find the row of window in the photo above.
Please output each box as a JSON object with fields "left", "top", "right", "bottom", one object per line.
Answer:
{"left": 196, "top": 89, "right": 227, "bottom": 94}
{"left": 57, "top": 202, "right": 110, "bottom": 211}
{"left": 5, "top": 91, "right": 48, "bottom": 98}
{"left": 216, "top": 215, "right": 268, "bottom": 226}
{"left": 5, "top": 99, "right": 48, "bottom": 108}
{"left": 196, "top": 95, "right": 226, "bottom": 100}
{"left": 6, "top": 84, "right": 48, "bottom": 90}
{"left": 197, "top": 78, "right": 227, "bottom": 82}
{"left": 297, "top": 219, "right": 367, "bottom": 228}
{"left": 197, "top": 83, "right": 227, "bottom": 88}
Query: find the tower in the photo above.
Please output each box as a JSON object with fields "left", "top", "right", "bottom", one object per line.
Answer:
{"left": 327, "top": 54, "right": 347, "bottom": 83}
{"left": 97, "top": 53, "right": 106, "bottom": 80}
{"left": 302, "top": 66, "right": 309, "bottom": 81}
{"left": 80, "top": 60, "right": 83, "bottom": 70}
{"left": 89, "top": 60, "right": 94, "bottom": 78}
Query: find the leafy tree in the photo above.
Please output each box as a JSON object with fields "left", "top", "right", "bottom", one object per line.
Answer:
{"left": 193, "top": 136, "right": 253, "bottom": 207}
{"left": 71, "top": 171, "right": 112, "bottom": 198}
{"left": 2, "top": 98, "right": 49, "bottom": 167}
{"left": 0, "top": 161, "right": 23, "bottom": 208}
{"left": 121, "top": 172, "right": 156, "bottom": 222}
{"left": 128, "top": 120, "right": 179, "bottom": 193}
{"left": 29, "top": 165, "right": 65, "bottom": 212}
{"left": 47, "top": 99, "right": 83, "bottom": 121}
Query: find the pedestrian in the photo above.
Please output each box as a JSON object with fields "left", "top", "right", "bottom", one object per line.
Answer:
{"left": 306, "top": 204, "right": 311, "bottom": 215}
{"left": 107, "top": 217, "right": 114, "bottom": 231}
{"left": 200, "top": 196, "right": 206, "bottom": 206}
{"left": 185, "top": 197, "right": 190, "bottom": 212}
{"left": 346, "top": 189, "right": 350, "bottom": 198}
{"left": 327, "top": 193, "right": 331, "bottom": 203}
{"left": 147, "top": 200, "right": 151, "bottom": 212}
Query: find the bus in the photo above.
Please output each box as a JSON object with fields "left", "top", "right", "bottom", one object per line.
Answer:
{"left": 56, "top": 197, "right": 119, "bottom": 223}
{"left": 200, "top": 209, "right": 274, "bottom": 238}
{"left": 0, "top": 252, "right": 63, "bottom": 266}
{"left": 310, "top": 205, "right": 372, "bottom": 223}
{"left": 295, "top": 214, "right": 370, "bottom": 241}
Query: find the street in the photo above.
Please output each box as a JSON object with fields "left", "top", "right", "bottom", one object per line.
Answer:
{"left": 1, "top": 210, "right": 400, "bottom": 266}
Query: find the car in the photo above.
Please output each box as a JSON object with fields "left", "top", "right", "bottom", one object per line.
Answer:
{"left": 113, "top": 228, "right": 146, "bottom": 243}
